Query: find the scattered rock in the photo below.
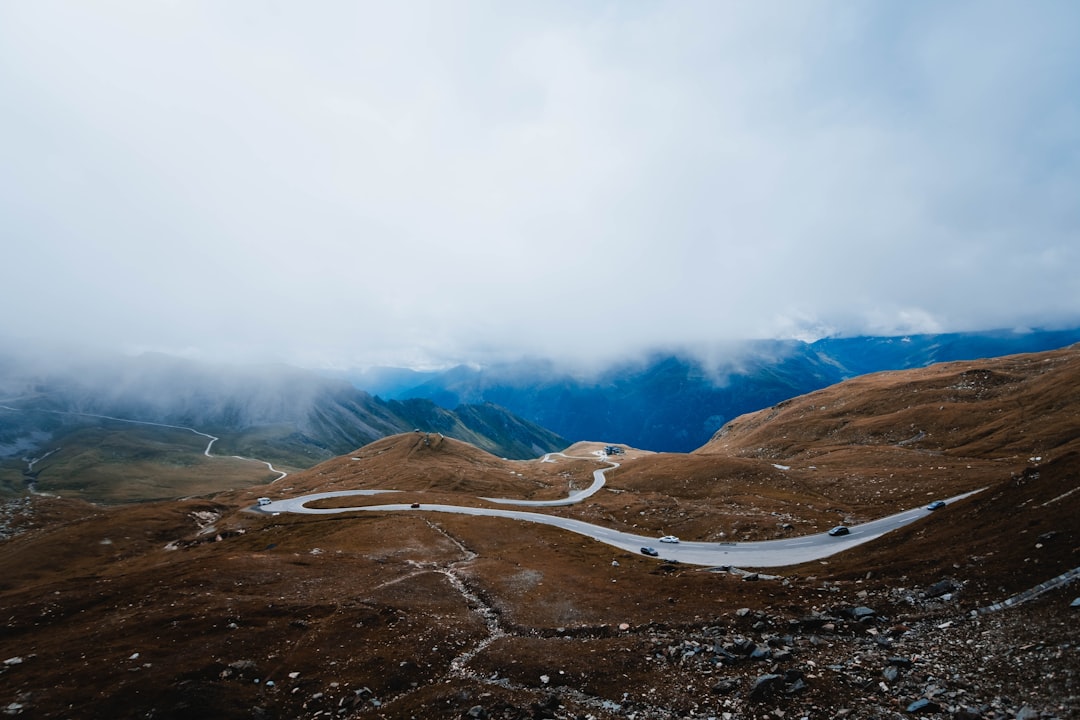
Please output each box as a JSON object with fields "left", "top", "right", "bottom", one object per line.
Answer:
{"left": 224, "top": 659, "right": 257, "bottom": 679}
{"left": 465, "top": 706, "right": 488, "bottom": 719}
{"left": 906, "top": 698, "right": 942, "bottom": 714}
{"left": 925, "top": 579, "right": 957, "bottom": 599}
{"left": 750, "top": 646, "right": 772, "bottom": 661}
{"left": 749, "top": 673, "right": 785, "bottom": 701}
{"left": 850, "top": 606, "right": 877, "bottom": 621}
{"left": 710, "top": 677, "right": 739, "bottom": 695}
{"left": 530, "top": 695, "right": 560, "bottom": 719}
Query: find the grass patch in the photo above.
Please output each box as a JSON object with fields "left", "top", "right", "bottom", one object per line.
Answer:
{"left": 14, "top": 423, "right": 287, "bottom": 503}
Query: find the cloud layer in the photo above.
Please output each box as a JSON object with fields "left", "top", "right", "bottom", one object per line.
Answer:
{"left": 2, "top": 1, "right": 1078, "bottom": 368}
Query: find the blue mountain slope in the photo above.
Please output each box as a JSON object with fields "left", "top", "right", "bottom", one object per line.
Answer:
{"left": 386, "top": 329, "right": 1080, "bottom": 452}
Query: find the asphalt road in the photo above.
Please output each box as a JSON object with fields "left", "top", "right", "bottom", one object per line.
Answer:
{"left": 258, "top": 475, "right": 982, "bottom": 568}
{"left": 481, "top": 453, "right": 616, "bottom": 507}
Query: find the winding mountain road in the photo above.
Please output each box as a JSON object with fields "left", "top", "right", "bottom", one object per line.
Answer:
{"left": 258, "top": 455, "right": 981, "bottom": 568}
{"left": 481, "top": 452, "right": 615, "bottom": 507}
{"left": 0, "top": 405, "right": 288, "bottom": 481}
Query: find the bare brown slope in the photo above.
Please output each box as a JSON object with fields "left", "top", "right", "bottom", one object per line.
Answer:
{"left": 700, "top": 344, "right": 1080, "bottom": 461}
{"left": 684, "top": 345, "right": 1080, "bottom": 594}
{"left": 794, "top": 449, "right": 1080, "bottom": 600}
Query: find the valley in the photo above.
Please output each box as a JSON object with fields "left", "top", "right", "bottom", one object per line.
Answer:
{"left": 0, "top": 356, "right": 567, "bottom": 501}
{"left": 0, "top": 406, "right": 291, "bottom": 502}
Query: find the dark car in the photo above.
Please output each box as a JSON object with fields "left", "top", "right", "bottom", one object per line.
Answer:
{"left": 410, "top": 503, "right": 421, "bottom": 509}
{"left": 828, "top": 525, "right": 850, "bottom": 537}
{"left": 926, "top": 500, "right": 946, "bottom": 511}
{"left": 640, "top": 546, "right": 659, "bottom": 557}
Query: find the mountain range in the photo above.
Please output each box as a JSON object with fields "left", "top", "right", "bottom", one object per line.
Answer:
{"left": 362, "top": 327, "right": 1080, "bottom": 452}
{"left": 3, "top": 327, "right": 1078, "bottom": 501}
{"left": 0, "top": 352, "right": 565, "bottom": 498}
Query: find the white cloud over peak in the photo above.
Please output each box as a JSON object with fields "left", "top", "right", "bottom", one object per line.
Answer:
{"left": 2, "top": 1, "right": 1078, "bottom": 368}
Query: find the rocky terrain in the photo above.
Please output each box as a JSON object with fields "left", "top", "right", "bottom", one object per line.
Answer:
{"left": 0, "top": 347, "right": 1078, "bottom": 719}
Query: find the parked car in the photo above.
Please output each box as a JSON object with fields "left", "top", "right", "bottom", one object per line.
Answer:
{"left": 926, "top": 500, "right": 946, "bottom": 510}
{"left": 659, "top": 535, "right": 680, "bottom": 544}
{"left": 828, "top": 525, "right": 850, "bottom": 537}
{"left": 640, "top": 546, "right": 659, "bottom": 557}
{"left": 257, "top": 497, "right": 272, "bottom": 507}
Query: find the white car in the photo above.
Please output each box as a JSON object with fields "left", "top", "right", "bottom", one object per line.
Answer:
{"left": 257, "top": 497, "right": 272, "bottom": 507}
{"left": 659, "top": 535, "right": 680, "bottom": 544}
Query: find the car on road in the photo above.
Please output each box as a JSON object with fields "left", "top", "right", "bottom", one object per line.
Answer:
{"left": 640, "top": 546, "right": 659, "bottom": 556}
{"left": 410, "top": 503, "right": 421, "bottom": 509}
{"left": 926, "top": 500, "right": 946, "bottom": 510}
{"left": 257, "top": 497, "right": 272, "bottom": 507}
{"left": 659, "top": 535, "right": 680, "bottom": 543}
{"left": 828, "top": 525, "right": 850, "bottom": 537}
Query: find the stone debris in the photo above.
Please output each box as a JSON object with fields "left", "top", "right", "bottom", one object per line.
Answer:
{"left": 906, "top": 697, "right": 942, "bottom": 713}
{"left": 0, "top": 498, "right": 34, "bottom": 542}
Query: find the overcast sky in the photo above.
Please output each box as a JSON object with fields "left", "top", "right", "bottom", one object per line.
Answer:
{"left": 2, "top": 1, "right": 1078, "bottom": 369}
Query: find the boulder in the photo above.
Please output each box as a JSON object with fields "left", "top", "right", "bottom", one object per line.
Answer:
{"left": 906, "top": 698, "right": 942, "bottom": 714}
{"left": 851, "top": 606, "right": 877, "bottom": 620}
{"left": 925, "top": 580, "right": 956, "bottom": 599}
{"left": 785, "top": 677, "right": 807, "bottom": 695}
{"left": 749, "top": 674, "right": 785, "bottom": 702}
{"left": 710, "top": 678, "right": 739, "bottom": 695}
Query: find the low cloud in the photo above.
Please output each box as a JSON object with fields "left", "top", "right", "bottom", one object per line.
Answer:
{"left": 1, "top": 1, "right": 1077, "bottom": 369}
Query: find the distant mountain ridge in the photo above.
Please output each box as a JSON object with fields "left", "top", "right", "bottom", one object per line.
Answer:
{"left": 367, "top": 328, "right": 1080, "bottom": 452}
{"left": 0, "top": 353, "right": 566, "bottom": 467}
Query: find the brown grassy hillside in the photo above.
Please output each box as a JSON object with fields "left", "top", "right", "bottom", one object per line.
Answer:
{"left": 1, "top": 348, "right": 1077, "bottom": 719}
